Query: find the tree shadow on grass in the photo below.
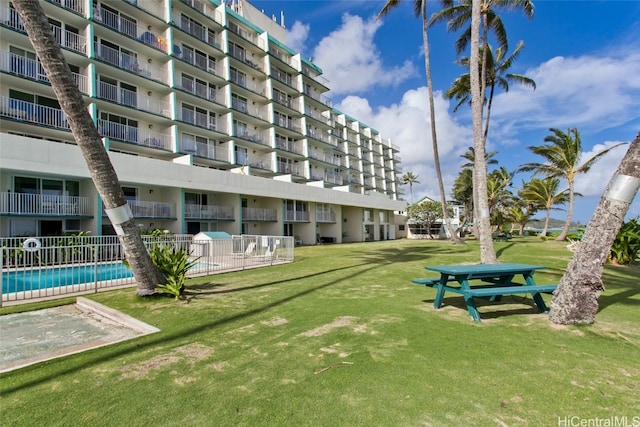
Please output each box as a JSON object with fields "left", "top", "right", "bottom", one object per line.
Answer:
{"left": 420, "top": 295, "right": 549, "bottom": 322}
{"left": 0, "top": 261, "right": 378, "bottom": 394}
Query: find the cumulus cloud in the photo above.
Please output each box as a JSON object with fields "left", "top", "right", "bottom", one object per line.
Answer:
{"left": 336, "top": 88, "right": 472, "bottom": 201}
{"left": 575, "top": 141, "right": 629, "bottom": 197}
{"left": 311, "top": 13, "right": 417, "bottom": 95}
{"left": 285, "top": 20, "right": 310, "bottom": 55}
{"left": 490, "top": 52, "right": 640, "bottom": 138}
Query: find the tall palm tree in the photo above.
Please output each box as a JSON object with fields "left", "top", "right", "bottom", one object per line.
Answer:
{"left": 469, "top": 0, "right": 497, "bottom": 262}
{"left": 12, "top": 0, "right": 165, "bottom": 295}
{"left": 550, "top": 131, "right": 639, "bottom": 325}
{"left": 401, "top": 171, "right": 420, "bottom": 204}
{"left": 519, "top": 177, "right": 570, "bottom": 237}
{"left": 460, "top": 146, "right": 498, "bottom": 168}
{"left": 487, "top": 166, "right": 515, "bottom": 214}
{"left": 378, "top": 0, "right": 464, "bottom": 244}
{"left": 519, "top": 128, "right": 625, "bottom": 241}
{"left": 445, "top": 41, "right": 536, "bottom": 138}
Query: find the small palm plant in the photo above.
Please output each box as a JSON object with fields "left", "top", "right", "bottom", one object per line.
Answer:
{"left": 124, "top": 245, "right": 199, "bottom": 300}
{"left": 608, "top": 218, "right": 640, "bottom": 265}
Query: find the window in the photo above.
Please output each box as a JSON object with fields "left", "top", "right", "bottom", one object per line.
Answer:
{"left": 122, "top": 186, "right": 137, "bottom": 201}
{"left": 235, "top": 146, "right": 248, "bottom": 165}
{"left": 230, "top": 67, "right": 246, "bottom": 87}
{"left": 9, "top": 47, "right": 39, "bottom": 80}
{"left": 231, "top": 94, "right": 248, "bottom": 113}
{"left": 233, "top": 120, "right": 248, "bottom": 138}
{"left": 228, "top": 42, "right": 245, "bottom": 61}
{"left": 99, "top": 112, "right": 138, "bottom": 142}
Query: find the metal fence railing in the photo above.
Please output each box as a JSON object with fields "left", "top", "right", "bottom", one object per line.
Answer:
{"left": 1, "top": 234, "right": 293, "bottom": 306}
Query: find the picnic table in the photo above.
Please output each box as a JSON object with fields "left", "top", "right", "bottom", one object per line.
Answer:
{"left": 412, "top": 263, "right": 557, "bottom": 322}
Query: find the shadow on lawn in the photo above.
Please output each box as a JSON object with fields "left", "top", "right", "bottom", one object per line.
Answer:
{"left": 0, "top": 261, "right": 378, "bottom": 394}
{"left": 420, "top": 295, "right": 546, "bottom": 322}
{"left": 344, "top": 242, "right": 473, "bottom": 265}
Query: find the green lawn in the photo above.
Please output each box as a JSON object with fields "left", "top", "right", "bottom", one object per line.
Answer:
{"left": 1, "top": 238, "right": 639, "bottom": 426}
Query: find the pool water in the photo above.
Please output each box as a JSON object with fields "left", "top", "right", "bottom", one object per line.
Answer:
{"left": 2, "top": 263, "right": 134, "bottom": 294}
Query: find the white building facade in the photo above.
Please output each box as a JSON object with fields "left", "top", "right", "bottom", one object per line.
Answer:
{"left": 0, "top": 0, "right": 406, "bottom": 244}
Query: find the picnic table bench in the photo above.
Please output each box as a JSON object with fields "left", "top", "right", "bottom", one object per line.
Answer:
{"left": 493, "top": 233, "right": 512, "bottom": 241}
{"left": 413, "top": 263, "right": 557, "bottom": 322}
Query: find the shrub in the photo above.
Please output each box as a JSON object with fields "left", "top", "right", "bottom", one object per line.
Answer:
{"left": 608, "top": 218, "right": 640, "bottom": 265}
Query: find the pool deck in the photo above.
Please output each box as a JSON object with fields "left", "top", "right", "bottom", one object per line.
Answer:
{"left": 0, "top": 297, "right": 159, "bottom": 373}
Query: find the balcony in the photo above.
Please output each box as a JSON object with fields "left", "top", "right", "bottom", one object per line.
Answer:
{"left": 126, "top": 200, "right": 174, "bottom": 219}
{"left": 185, "top": 204, "right": 234, "bottom": 220}
{"left": 242, "top": 207, "right": 277, "bottom": 222}
{"left": 301, "top": 67, "right": 330, "bottom": 89}
{"left": 303, "top": 87, "right": 332, "bottom": 108}
{"left": 246, "top": 153, "right": 271, "bottom": 170}
{"left": 97, "top": 81, "right": 170, "bottom": 116}
{"left": 230, "top": 74, "right": 265, "bottom": 96}
{"left": 179, "top": 109, "right": 216, "bottom": 131}
{"left": 228, "top": 45, "right": 263, "bottom": 72}
{"left": 177, "top": 80, "right": 224, "bottom": 105}
{"left": 98, "top": 119, "right": 171, "bottom": 150}
{"left": 95, "top": 7, "right": 168, "bottom": 53}
{"left": 94, "top": 43, "right": 166, "bottom": 84}
{"left": 50, "top": 26, "right": 87, "bottom": 55}
{"left": 274, "top": 117, "right": 302, "bottom": 134}
{"left": 0, "top": 96, "right": 68, "bottom": 130}
{"left": 275, "top": 139, "right": 304, "bottom": 156}
{"left": 232, "top": 99, "right": 267, "bottom": 121}
{"left": 235, "top": 129, "right": 267, "bottom": 146}
{"left": 316, "top": 211, "right": 336, "bottom": 223}
{"left": 50, "top": 0, "right": 85, "bottom": 14}
{"left": 0, "top": 193, "right": 92, "bottom": 216}
{"left": 308, "top": 150, "right": 343, "bottom": 167}
{"left": 181, "top": 140, "right": 229, "bottom": 163}
{"left": 284, "top": 210, "right": 310, "bottom": 222}
{"left": 277, "top": 163, "right": 305, "bottom": 177}
{"left": 0, "top": 50, "right": 88, "bottom": 93}
{"left": 179, "top": 16, "right": 219, "bottom": 49}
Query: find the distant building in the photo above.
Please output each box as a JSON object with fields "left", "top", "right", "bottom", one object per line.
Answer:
{"left": 0, "top": 0, "right": 405, "bottom": 244}
{"left": 405, "top": 196, "right": 463, "bottom": 239}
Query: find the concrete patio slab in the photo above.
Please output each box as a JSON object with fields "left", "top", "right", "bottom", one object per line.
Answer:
{"left": 0, "top": 297, "right": 159, "bottom": 373}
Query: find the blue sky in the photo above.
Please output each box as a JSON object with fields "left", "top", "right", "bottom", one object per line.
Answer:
{"left": 252, "top": 0, "right": 640, "bottom": 224}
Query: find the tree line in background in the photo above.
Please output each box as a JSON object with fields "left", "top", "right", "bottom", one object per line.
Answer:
{"left": 386, "top": 0, "right": 638, "bottom": 325}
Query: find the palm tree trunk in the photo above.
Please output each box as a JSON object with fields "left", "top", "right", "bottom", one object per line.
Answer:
{"left": 556, "top": 181, "right": 575, "bottom": 241}
{"left": 420, "top": 1, "right": 464, "bottom": 245}
{"left": 13, "top": 0, "right": 165, "bottom": 295}
{"left": 550, "top": 131, "right": 640, "bottom": 325}
{"left": 470, "top": 0, "right": 497, "bottom": 263}
{"left": 542, "top": 208, "right": 551, "bottom": 237}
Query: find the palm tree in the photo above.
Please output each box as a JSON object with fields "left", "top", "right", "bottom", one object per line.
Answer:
{"left": 519, "top": 177, "right": 570, "bottom": 237}
{"left": 460, "top": 146, "right": 498, "bottom": 168}
{"left": 550, "top": 131, "right": 639, "bottom": 325}
{"left": 401, "top": 172, "right": 420, "bottom": 204}
{"left": 13, "top": 0, "right": 165, "bottom": 296}
{"left": 506, "top": 203, "right": 533, "bottom": 235}
{"left": 378, "top": 1, "right": 464, "bottom": 244}
{"left": 445, "top": 41, "right": 536, "bottom": 138}
{"left": 487, "top": 166, "right": 515, "bottom": 214}
{"left": 519, "top": 128, "right": 625, "bottom": 241}
{"left": 452, "top": 167, "right": 473, "bottom": 226}
{"left": 469, "top": 0, "right": 497, "bottom": 262}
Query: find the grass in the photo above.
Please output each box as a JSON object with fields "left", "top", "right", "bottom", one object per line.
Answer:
{"left": 1, "top": 238, "right": 638, "bottom": 426}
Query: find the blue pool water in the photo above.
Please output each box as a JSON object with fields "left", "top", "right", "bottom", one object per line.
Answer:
{"left": 2, "top": 263, "right": 134, "bottom": 294}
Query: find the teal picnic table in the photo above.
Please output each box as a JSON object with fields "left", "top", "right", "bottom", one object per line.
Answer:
{"left": 415, "top": 263, "right": 557, "bottom": 322}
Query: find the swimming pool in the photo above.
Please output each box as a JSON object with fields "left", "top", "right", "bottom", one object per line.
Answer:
{"left": 2, "top": 263, "right": 134, "bottom": 294}
{"left": 1, "top": 261, "right": 221, "bottom": 294}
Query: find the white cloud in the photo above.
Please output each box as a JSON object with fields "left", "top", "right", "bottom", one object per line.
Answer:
{"left": 285, "top": 21, "right": 310, "bottom": 55}
{"left": 575, "top": 141, "right": 629, "bottom": 197}
{"left": 312, "top": 13, "right": 417, "bottom": 95}
{"left": 336, "top": 88, "right": 472, "bottom": 201}
{"left": 490, "top": 52, "right": 640, "bottom": 138}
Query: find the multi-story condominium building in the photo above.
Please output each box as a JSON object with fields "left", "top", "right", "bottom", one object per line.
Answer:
{"left": 0, "top": 0, "right": 405, "bottom": 245}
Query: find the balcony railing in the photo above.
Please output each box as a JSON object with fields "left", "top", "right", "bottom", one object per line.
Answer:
{"left": 179, "top": 0, "right": 224, "bottom": 27}
{"left": 0, "top": 50, "right": 88, "bottom": 93}
{"left": 97, "top": 81, "right": 170, "bottom": 116}
{"left": 50, "top": 0, "right": 85, "bottom": 14}
{"left": 0, "top": 96, "right": 68, "bottom": 129}
{"left": 181, "top": 140, "right": 228, "bottom": 162}
{"left": 316, "top": 211, "right": 336, "bottom": 223}
{"left": 270, "top": 67, "right": 296, "bottom": 90}
{"left": 284, "top": 210, "right": 310, "bottom": 222}
{"left": 275, "top": 139, "right": 304, "bottom": 155}
{"left": 98, "top": 119, "right": 171, "bottom": 150}
{"left": 301, "top": 67, "right": 330, "bottom": 88}
{"left": 274, "top": 117, "right": 302, "bottom": 134}
{"left": 230, "top": 74, "right": 264, "bottom": 96}
{"left": 50, "top": 26, "right": 87, "bottom": 54}
{"left": 94, "top": 43, "right": 166, "bottom": 83}
{"left": 177, "top": 80, "right": 224, "bottom": 105}
{"left": 126, "top": 200, "right": 174, "bottom": 219}
{"left": 235, "top": 129, "right": 267, "bottom": 146}
{"left": 179, "top": 109, "right": 217, "bottom": 131}
{"left": 95, "top": 8, "right": 168, "bottom": 52}
{"left": 184, "top": 204, "right": 234, "bottom": 220}
{"left": 307, "top": 130, "right": 337, "bottom": 146}
{"left": 242, "top": 207, "right": 277, "bottom": 221}
{"left": 276, "top": 163, "right": 305, "bottom": 177}
{"left": 0, "top": 193, "right": 92, "bottom": 216}
{"left": 246, "top": 153, "right": 271, "bottom": 170}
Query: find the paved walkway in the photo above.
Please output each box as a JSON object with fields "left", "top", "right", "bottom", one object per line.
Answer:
{"left": 0, "top": 298, "right": 159, "bottom": 372}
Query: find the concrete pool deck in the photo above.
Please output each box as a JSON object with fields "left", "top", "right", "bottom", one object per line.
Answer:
{"left": 0, "top": 297, "right": 159, "bottom": 373}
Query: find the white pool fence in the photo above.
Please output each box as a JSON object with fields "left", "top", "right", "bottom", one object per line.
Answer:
{"left": 1, "top": 234, "right": 294, "bottom": 305}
